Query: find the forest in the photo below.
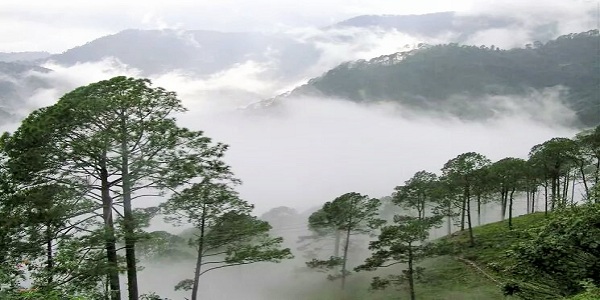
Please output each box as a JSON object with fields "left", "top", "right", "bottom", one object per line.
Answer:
{"left": 287, "top": 30, "right": 600, "bottom": 126}
{"left": 1, "top": 76, "right": 600, "bottom": 300}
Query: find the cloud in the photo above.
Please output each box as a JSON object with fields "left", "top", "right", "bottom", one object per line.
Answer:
{"left": 459, "top": 0, "right": 597, "bottom": 47}
{"left": 191, "top": 98, "right": 576, "bottom": 214}
{"left": 13, "top": 58, "right": 579, "bottom": 217}
{"left": 2, "top": 0, "right": 592, "bottom": 52}
{"left": 3, "top": 41, "right": 584, "bottom": 299}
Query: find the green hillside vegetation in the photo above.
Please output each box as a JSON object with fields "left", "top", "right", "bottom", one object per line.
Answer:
{"left": 288, "top": 30, "right": 600, "bottom": 126}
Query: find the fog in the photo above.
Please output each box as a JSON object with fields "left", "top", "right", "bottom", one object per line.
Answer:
{"left": 1, "top": 9, "right": 590, "bottom": 295}
{"left": 4, "top": 56, "right": 578, "bottom": 298}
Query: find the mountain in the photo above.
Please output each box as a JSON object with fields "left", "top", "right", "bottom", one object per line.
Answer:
{"left": 40, "top": 12, "right": 575, "bottom": 80}
{"left": 266, "top": 30, "right": 600, "bottom": 126}
{"left": 0, "top": 62, "right": 52, "bottom": 122}
{"left": 46, "top": 29, "right": 321, "bottom": 77}
{"left": 333, "top": 12, "right": 559, "bottom": 43}
{"left": 0, "top": 51, "right": 52, "bottom": 63}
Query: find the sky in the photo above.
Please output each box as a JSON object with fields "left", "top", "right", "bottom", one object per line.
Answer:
{"left": 0, "top": 0, "right": 596, "bottom": 53}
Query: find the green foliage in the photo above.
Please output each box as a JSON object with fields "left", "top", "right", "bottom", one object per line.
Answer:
{"left": 568, "top": 281, "right": 600, "bottom": 300}
{"left": 161, "top": 180, "right": 292, "bottom": 299}
{"left": 309, "top": 192, "right": 384, "bottom": 235}
{"left": 305, "top": 192, "right": 384, "bottom": 286}
{"left": 356, "top": 215, "right": 443, "bottom": 295}
{"left": 294, "top": 30, "right": 600, "bottom": 126}
{"left": 393, "top": 171, "right": 438, "bottom": 219}
{"left": 507, "top": 204, "right": 600, "bottom": 297}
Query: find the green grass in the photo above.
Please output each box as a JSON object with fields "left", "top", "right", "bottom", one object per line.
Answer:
{"left": 304, "top": 256, "right": 505, "bottom": 300}
{"left": 442, "top": 213, "right": 547, "bottom": 267}
{"left": 304, "top": 213, "right": 550, "bottom": 300}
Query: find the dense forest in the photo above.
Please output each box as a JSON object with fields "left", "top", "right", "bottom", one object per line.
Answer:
{"left": 1, "top": 75, "right": 600, "bottom": 300}
{"left": 283, "top": 30, "right": 600, "bottom": 126}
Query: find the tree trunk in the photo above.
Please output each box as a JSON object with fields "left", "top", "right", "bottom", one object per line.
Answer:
{"left": 466, "top": 188, "right": 474, "bottom": 247}
{"left": 551, "top": 176, "right": 557, "bottom": 210}
{"left": 477, "top": 194, "right": 481, "bottom": 226}
{"left": 100, "top": 159, "right": 121, "bottom": 300}
{"left": 580, "top": 165, "right": 590, "bottom": 200}
{"left": 340, "top": 225, "right": 352, "bottom": 290}
{"left": 467, "top": 201, "right": 474, "bottom": 247}
{"left": 562, "top": 172, "right": 569, "bottom": 206}
{"left": 544, "top": 182, "right": 549, "bottom": 215}
{"left": 45, "top": 225, "right": 53, "bottom": 285}
{"left": 121, "top": 122, "right": 139, "bottom": 300}
{"left": 500, "top": 190, "right": 507, "bottom": 221}
{"left": 407, "top": 243, "right": 416, "bottom": 300}
{"left": 460, "top": 197, "right": 466, "bottom": 231}
{"left": 191, "top": 205, "right": 206, "bottom": 300}
{"left": 508, "top": 189, "right": 515, "bottom": 230}
{"left": 531, "top": 189, "right": 536, "bottom": 214}
{"left": 571, "top": 171, "right": 576, "bottom": 205}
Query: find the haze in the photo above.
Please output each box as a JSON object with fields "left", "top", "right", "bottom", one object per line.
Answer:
{"left": 0, "top": 1, "right": 595, "bottom": 299}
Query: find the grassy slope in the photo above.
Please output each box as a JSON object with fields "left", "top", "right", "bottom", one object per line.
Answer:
{"left": 441, "top": 212, "right": 547, "bottom": 271}
{"left": 305, "top": 256, "right": 504, "bottom": 300}
{"left": 306, "top": 213, "right": 551, "bottom": 299}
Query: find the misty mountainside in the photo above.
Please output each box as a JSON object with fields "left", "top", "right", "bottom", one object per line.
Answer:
{"left": 0, "top": 52, "right": 52, "bottom": 63}
{"left": 43, "top": 12, "right": 570, "bottom": 78}
{"left": 0, "top": 62, "right": 52, "bottom": 121}
{"left": 334, "top": 11, "right": 559, "bottom": 42}
{"left": 272, "top": 30, "right": 600, "bottom": 126}
{"left": 46, "top": 29, "right": 321, "bottom": 77}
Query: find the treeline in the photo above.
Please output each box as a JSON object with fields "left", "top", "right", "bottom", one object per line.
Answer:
{"left": 295, "top": 123, "right": 600, "bottom": 299}
{"left": 291, "top": 30, "right": 600, "bottom": 126}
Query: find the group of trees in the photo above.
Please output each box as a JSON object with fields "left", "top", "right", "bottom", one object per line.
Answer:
{"left": 299, "top": 125, "right": 600, "bottom": 299}
{"left": 0, "top": 76, "right": 292, "bottom": 300}
{"left": 2, "top": 75, "right": 600, "bottom": 300}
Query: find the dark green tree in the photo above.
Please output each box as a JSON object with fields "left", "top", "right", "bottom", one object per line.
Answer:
{"left": 393, "top": 171, "right": 438, "bottom": 220}
{"left": 529, "top": 138, "right": 579, "bottom": 212}
{"left": 305, "top": 192, "right": 384, "bottom": 290}
{"left": 161, "top": 180, "right": 292, "bottom": 300}
{"left": 441, "top": 152, "right": 491, "bottom": 246}
{"left": 356, "top": 215, "right": 443, "bottom": 300}
{"left": 488, "top": 157, "right": 527, "bottom": 229}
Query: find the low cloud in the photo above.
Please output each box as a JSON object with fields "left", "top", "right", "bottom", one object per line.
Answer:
{"left": 12, "top": 60, "right": 580, "bottom": 216}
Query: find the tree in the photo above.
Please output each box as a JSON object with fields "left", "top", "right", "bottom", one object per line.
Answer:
{"left": 2, "top": 76, "right": 229, "bottom": 300}
{"left": 469, "top": 166, "right": 497, "bottom": 226}
{"left": 305, "top": 192, "right": 384, "bottom": 290}
{"left": 161, "top": 180, "right": 292, "bottom": 300}
{"left": 575, "top": 125, "right": 600, "bottom": 201}
{"left": 393, "top": 171, "right": 438, "bottom": 220}
{"left": 441, "top": 152, "right": 491, "bottom": 246}
{"left": 488, "top": 157, "right": 527, "bottom": 229}
{"left": 356, "top": 215, "right": 443, "bottom": 300}
{"left": 529, "top": 138, "right": 578, "bottom": 212}
{"left": 0, "top": 137, "right": 107, "bottom": 297}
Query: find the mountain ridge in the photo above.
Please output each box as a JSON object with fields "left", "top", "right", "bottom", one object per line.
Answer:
{"left": 260, "top": 30, "right": 600, "bottom": 126}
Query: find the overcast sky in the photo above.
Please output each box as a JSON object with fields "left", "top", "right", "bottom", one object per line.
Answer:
{"left": 1, "top": 0, "right": 596, "bottom": 53}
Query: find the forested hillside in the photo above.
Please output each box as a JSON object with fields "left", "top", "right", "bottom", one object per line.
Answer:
{"left": 280, "top": 30, "right": 600, "bottom": 126}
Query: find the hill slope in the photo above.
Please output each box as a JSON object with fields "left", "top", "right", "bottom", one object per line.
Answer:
{"left": 275, "top": 30, "right": 600, "bottom": 126}
{"left": 46, "top": 29, "right": 320, "bottom": 77}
